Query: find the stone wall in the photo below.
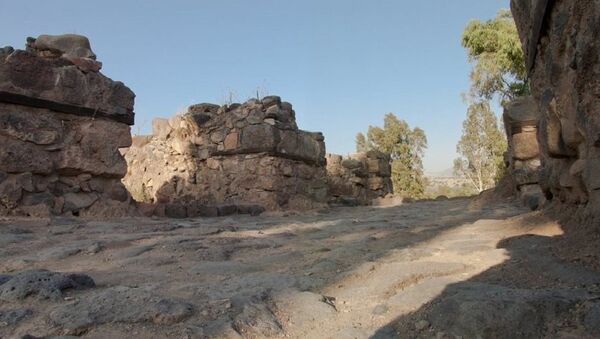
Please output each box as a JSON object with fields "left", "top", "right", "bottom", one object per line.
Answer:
{"left": 326, "top": 151, "right": 393, "bottom": 205}
{"left": 511, "top": 1, "right": 600, "bottom": 217}
{"left": 123, "top": 96, "right": 328, "bottom": 216}
{"left": 503, "top": 96, "right": 544, "bottom": 209}
{"left": 0, "top": 35, "right": 135, "bottom": 217}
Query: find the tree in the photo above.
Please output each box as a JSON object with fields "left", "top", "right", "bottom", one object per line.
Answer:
{"left": 356, "top": 113, "right": 428, "bottom": 198}
{"left": 455, "top": 9, "right": 525, "bottom": 192}
{"left": 355, "top": 133, "right": 367, "bottom": 153}
{"left": 462, "top": 9, "right": 528, "bottom": 105}
{"left": 454, "top": 102, "right": 507, "bottom": 193}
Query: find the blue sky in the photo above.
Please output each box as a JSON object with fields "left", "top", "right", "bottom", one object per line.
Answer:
{"left": 1, "top": 0, "right": 509, "bottom": 173}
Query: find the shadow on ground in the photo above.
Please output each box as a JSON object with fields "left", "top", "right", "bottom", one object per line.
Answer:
{"left": 371, "top": 209, "right": 600, "bottom": 338}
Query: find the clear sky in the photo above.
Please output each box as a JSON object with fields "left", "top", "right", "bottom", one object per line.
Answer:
{"left": 1, "top": 0, "right": 509, "bottom": 173}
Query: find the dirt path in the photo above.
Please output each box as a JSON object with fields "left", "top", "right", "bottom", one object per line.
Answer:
{"left": 1, "top": 198, "right": 599, "bottom": 338}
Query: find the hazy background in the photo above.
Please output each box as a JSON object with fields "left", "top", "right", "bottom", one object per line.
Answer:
{"left": 0, "top": 0, "right": 509, "bottom": 173}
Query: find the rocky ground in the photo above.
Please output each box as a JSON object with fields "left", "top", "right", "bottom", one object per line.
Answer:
{"left": 1, "top": 198, "right": 599, "bottom": 338}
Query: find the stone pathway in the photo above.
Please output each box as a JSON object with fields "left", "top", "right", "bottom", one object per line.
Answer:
{"left": 1, "top": 198, "right": 598, "bottom": 338}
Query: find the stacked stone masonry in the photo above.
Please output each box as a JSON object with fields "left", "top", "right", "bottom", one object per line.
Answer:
{"left": 0, "top": 35, "right": 135, "bottom": 217}
{"left": 123, "top": 96, "right": 329, "bottom": 216}
{"left": 511, "top": 1, "right": 600, "bottom": 216}
{"left": 326, "top": 151, "right": 393, "bottom": 205}
{"left": 503, "top": 96, "right": 544, "bottom": 209}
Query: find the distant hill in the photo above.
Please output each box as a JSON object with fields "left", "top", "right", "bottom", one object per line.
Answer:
{"left": 425, "top": 168, "right": 455, "bottom": 178}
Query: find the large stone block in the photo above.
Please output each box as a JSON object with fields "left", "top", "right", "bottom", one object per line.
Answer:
{"left": 0, "top": 49, "right": 135, "bottom": 124}
{"left": 31, "top": 34, "right": 97, "bottom": 60}
{"left": 287, "top": 131, "right": 326, "bottom": 165}
{"left": 504, "top": 96, "right": 539, "bottom": 132}
{"left": 0, "top": 135, "right": 53, "bottom": 174}
{"left": 55, "top": 142, "right": 128, "bottom": 178}
{"left": 276, "top": 129, "right": 299, "bottom": 156}
{"left": 240, "top": 124, "right": 278, "bottom": 153}
{"left": 0, "top": 104, "right": 63, "bottom": 145}
{"left": 512, "top": 131, "right": 540, "bottom": 160}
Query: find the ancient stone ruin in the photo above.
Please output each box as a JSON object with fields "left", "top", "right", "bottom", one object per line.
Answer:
{"left": 326, "top": 151, "right": 393, "bottom": 205}
{"left": 123, "top": 96, "right": 329, "bottom": 216}
{"left": 503, "top": 96, "right": 544, "bottom": 209}
{"left": 0, "top": 34, "right": 393, "bottom": 219}
{"left": 0, "top": 34, "right": 135, "bottom": 217}
{"left": 511, "top": 1, "right": 600, "bottom": 220}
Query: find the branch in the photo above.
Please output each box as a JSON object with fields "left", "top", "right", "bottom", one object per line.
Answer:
{"left": 459, "top": 166, "right": 480, "bottom": 192}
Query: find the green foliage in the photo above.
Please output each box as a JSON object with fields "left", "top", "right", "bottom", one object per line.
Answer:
{"left": 356, "top": 113, "right": 428, "bottom": 198}
{"left": 355, "top": 133, "right": 367, "bottom": 153}
{"left": 462, "top": 9, "right": 528, "bottom": 104}
{"left": 454, "top": 8, "right": 522, "bottom": 193}
{"left": 454, "top": 102, "right": 507, "bottom": 192}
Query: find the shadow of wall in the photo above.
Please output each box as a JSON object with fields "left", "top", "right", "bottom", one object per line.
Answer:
{"left": 370, "top": 210, "right": 600, "bottom": 338}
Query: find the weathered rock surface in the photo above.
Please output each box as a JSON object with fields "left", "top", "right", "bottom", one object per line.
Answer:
{"left": 0, "top": 308, "right": 32, "bottom": 326}
{"left": 1, "top": 34, "right": 133, "bottom": 123}
{"left": 0, "top": 274, "right": 11, "bottom": 285}
{"left": 585, "top": 302, "right": 600, "bottom": 334}
{"left": 396, "top": 282, "right": 594, "bottom": 338}
{"left": 123, "top": 96, "right": 328, "bottom": 213}
{"left": 0, "top": 269, "right": 95, "bottom": 302}
{"left": 0, "top": 35, "right": 135, "bottom": 217}
{"left": 326, "top": 151, "right": 393, "bottom": 205}
{"left": 233, "top": 298, "right": 282, "bottom": 337}
{"left": 511, "top": 1, "right": 600, "bottom": 215}
{"left": 49, "top": 286, "right": 193, "bottom": 333}
{"left": 32, "top": 34, "right": 97, "bottom": 59}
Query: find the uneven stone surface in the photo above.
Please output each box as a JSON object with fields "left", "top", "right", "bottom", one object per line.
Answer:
{"left": 0, "top": 269, "right": 95, "bottom": 302}
{"left": 1, "top": 199, "right": 599, "bottom": 338}
{"left": 123, "top": 96, "right": 328, "bottom": 213}
{"left": 0, "top": 35, "right": 135, "bottom": 217}
{"left": 0, "top": 308, "right": 32, "bottom": 327}
{"left": 396, "top": 283, "right": 592, "bottom": 338}
{"left": 50, "top": 286, "right": 194, "bottom": 334}
{"left": 326, "top": 151, "right": 393, "bottom": 206}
